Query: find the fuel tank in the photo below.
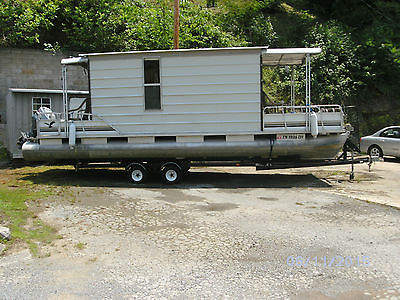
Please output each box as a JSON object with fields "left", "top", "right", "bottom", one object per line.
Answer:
{"left": 22, "top": 133, "right": 348, "bottom": 163}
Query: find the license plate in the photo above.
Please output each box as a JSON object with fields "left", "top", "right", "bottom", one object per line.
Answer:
{"left": 276, "top": 134, "right": 305, "bottom": 141}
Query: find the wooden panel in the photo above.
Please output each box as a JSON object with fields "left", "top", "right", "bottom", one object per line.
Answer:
{"left": 162, "top": 53, "right": 257, "bottom": 67}
{"left": 91, "top": 97, "right": 143, "bottom": 106}
{"left": 226, "top": 135, "right": 254, "bottom": 142}
{"left": 162, "top": 65, "right": 259, "bottom": 79}
{"left": 91, "top": 87, "right": 142, "bottom": 98}
{"left": 102, "top": 111, "right": 258, "bottom": 124}
{"left": 176, "top": 136, "right": 204, "bottom": 143}
{"left": 162, "top": 77, "right": 258, "bottom": 87}
{"left": 90, "top": 57, "right": 142, "bottom": 70}
{"left": 40, "top": 138, "right": 62, "bottom": 145}
{"left": 91, "top": 68, "right": 142, "bottom": 79}
{"left": 162, "top": 93, "right": 259, "bottom": 104}
{"left": 81, "top": 138, "right": 107, "bottom": 144}
{"left": 91, "top": 77, "right": 143, "bottom": 89}
{"left": 128, "top": 136, "right": 155, "bottom": 144}
{"left": 114, "top": 122, "right": 259, "bottom": 134}
{"left": 162, "top": 83, "right": 258, "bottom": 96}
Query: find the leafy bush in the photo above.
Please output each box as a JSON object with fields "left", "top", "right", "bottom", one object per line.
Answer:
{"left": 304, "top": 21, "right": 361, "bottom": 105}
{"left": 0, "top": 0, "right": 243, "bottom": 52}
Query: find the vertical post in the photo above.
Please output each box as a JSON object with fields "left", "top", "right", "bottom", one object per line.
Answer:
{"left": 62, "top": 65, "right": 69, "bottom": 136}
{"left": 305, "top": 54, "right": 311, "bottom": 107}
{"left": 305, "top": 54, "right": 311, "bottom": 131}
{"left": 307, "top": 54, "right": 311, "bottom": 106}
{"left": 173, "top": 0, "right": 180, "bottom": 49}
{"left": 290, "top": 66, "right": 295, "bottom": 108}
{"left": 350, "top": 150, "right": 355, "bottom": 180}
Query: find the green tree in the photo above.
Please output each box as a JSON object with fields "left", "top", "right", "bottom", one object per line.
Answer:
{"left": 0, "top": 0, "right": 57, "bottom": 48}
{"left": 217, "top": 0, "right": 279, "bottom": 47}
{"left": 303, "top": 22, "right": 361, "bottom": 106}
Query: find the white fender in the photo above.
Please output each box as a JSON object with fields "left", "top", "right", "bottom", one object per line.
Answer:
{"left": 310, "top": 112, "right": 318, "bottom": 138}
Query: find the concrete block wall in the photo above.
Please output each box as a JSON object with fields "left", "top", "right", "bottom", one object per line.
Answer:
{"left": 0, "top": 48, "right": 88, "bottom": 147}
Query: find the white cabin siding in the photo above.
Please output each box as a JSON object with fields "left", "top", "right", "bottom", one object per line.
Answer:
{"left": 89, "top": 50, "right": 261, "bottom": 135}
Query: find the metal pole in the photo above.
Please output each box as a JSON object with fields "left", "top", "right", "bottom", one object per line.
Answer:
{"left": 305, "top": 54, "right": 312, "bottom": 131}
{"left": 62, "top": 65, "right": 69, "bottom": 136}
{"left": 308, "top": 54, "right": 311, "bottom": 106}
{"left": 290, "top": 66, "right": 295, "bottom": 108}
{"left": 173, "top": 0, "right": 180, "bottom": 49}
{"left": 305, "top": 55, "right": 310, "bottom": 133}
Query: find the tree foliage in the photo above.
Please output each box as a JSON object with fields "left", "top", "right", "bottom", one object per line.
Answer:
{"left": 304, "top": 21, "right": 361, "bottom": 105}
{"left": 0, "top": 0, "right": 243, "bottom": 52}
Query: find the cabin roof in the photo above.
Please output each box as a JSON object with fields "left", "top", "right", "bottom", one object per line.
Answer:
{"left": 79, "top": 46, "right": 267, "bottom": 57}
{"left": 9, "top": 88, "right": 89, "bottom": 95}
{"left": 262, "top": 48, "right": 322, "bottom": 66}
{"left": 62, "top": 47, "right": 322, "bottom": 66}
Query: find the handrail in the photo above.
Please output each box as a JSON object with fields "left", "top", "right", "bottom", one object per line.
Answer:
{"left": 264, "top": 104, "right": 342, "bottom": 114}
{"left": 263, "top": 104, "right": 344, "bottom": 134}
{"left": 36, "top": 111, "right": 122, "bottom": 137}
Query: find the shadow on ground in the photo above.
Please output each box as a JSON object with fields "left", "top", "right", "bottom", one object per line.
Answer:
{"left": 384, "top": 157, "right": 400, "bottom": 163}
{"left": 19, "top": 168, "right": 331, "bottom": 189}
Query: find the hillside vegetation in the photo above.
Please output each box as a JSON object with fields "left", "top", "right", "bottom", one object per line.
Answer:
{"left": 1, "top": 0, "right": 399, "bottom": 135}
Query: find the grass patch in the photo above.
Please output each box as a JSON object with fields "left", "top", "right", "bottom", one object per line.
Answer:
{"left": 0, "top": 147, "right": 8, "bottom": 161}
{"left": 0, "top": 164, "right": 115, "bottom": 255}
{"left": 75, "top": 242, "right": 86, "bottom": 250}
{"left": 0, "top": 184, "right": 57, "bottom": 256}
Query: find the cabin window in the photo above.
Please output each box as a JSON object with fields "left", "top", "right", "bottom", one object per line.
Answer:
{"left": 32, "top": 97, "right": 51, "bottom": 115}
{"left": 144, "top": 58, "right": 161, "bottom": 110}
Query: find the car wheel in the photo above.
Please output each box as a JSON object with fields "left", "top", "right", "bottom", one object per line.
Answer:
{"left": 368, "top": 145, "right": 383, "bottom": 158}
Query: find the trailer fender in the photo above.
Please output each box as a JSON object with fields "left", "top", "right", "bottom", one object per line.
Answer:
{"left": 160, "top": 161, "right": 182, "bottom": 172}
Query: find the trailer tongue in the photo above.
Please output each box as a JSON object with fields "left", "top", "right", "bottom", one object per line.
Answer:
{"left": 21, "top": 47, "right": 351, "bottom": 184}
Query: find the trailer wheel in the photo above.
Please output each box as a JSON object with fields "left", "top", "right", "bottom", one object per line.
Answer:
{"left": 126, "top": 163, "right": 148, "bottom": 184}
{"left": 161, "top": 163, "right": 182, "bottom": 184}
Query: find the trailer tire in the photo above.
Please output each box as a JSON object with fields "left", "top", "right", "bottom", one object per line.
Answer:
{"left": 161, "top": 163, "right": 182, "bottom": 184}
{"left": 126, "top": 163, "right": 148, "bottom": 184}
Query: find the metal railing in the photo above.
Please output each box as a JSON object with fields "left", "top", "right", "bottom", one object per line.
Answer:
{"left": 36, "top": 111, "right": 120, "bottom": 137}
{"left": 263, "top": 104, "right": 344, "bottom": 133}
{"left": 264, "top": 104, "right": 343, "bottom": 114}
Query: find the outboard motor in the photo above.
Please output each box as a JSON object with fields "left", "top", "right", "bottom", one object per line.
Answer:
{"left": 17, "top": 114, "right": 39, "bottom": 149}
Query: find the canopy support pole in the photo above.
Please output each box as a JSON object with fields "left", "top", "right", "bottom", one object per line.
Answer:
{"left": 305, "top": 53, "right": 311, "bottom": 131}
{"left": 62, "top": 65, "right": 69, "bottom": 136}
{"left": 290, "top": 66, "right": 295, "bottom": 108}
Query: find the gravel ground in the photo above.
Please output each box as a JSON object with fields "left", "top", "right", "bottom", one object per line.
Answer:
{"left": 1, "top": 161, "right": 400, "bottom": 299}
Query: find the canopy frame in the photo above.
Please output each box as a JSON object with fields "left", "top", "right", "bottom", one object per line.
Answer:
{"left": 261, "top": 48, "right": 320, "bottom": 121}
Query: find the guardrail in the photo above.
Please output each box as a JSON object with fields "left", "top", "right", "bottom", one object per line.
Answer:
{"left": 264, "top": 104, "right": 343, "bottom": 114}
{"left": 263, "top": 105, "right": 344, "bottom": 134}
{"left": 36, "top": 111, "right": 118, "bottom": 138}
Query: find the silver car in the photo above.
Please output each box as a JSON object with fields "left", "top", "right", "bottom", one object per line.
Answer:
{"left": 360, "top": 126, "right": 400, "bottom": 158}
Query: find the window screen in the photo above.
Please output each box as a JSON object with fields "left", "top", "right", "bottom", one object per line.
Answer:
{"left": 145, "top": 86, "right": 161, "bottom": 110}
{"left": 144, "top": 59, "right": 161, "bottom": 110}
{"left": 32, "top": 97, "right": 51, "bottom": 114}
{"left": 144, "top": 60, "right": 160, "bottom": 84}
